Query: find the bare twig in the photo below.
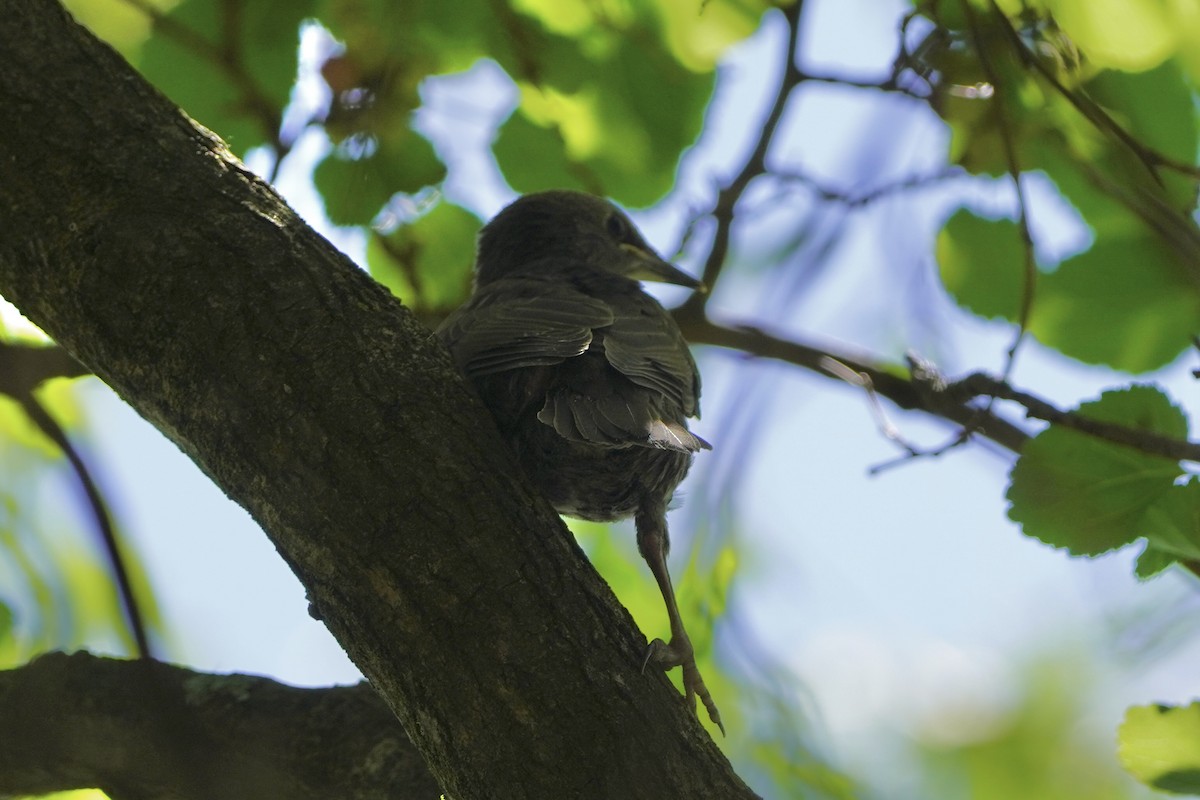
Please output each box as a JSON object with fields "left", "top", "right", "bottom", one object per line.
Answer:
{"left": 959, "top": 0, "right": 1036, "bottom": 378}
{"left": 19, "top": 397, "right": 153, "bottom": 659}
{"left": 0, "top": 341, "right": 151, "bottom": 658}
{"left": 680, "top": 0, "right": 808, "bottom": 313}
{"left": 674, "top": 315, "right": 1033, "bottom": 455}
{"left": 770, "top": 166, "right": 961, "bottom": 208}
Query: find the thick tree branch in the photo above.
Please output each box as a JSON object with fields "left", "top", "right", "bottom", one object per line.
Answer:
{"left": 0, "top": 2, "right": 755, "bottom": 798}
{"left": 0, "top": 651, "right": 439, "bottom": 800}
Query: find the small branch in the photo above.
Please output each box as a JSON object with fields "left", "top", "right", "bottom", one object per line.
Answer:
{"left": 19, "top": 395, "right": 153, "bottom": 659}
{"left": 0, "top": 651, "right": 438, "bottom": 799}
{"left": 948, "top": 371, "right": 1200, "bottom": 464}
{"left": 0, "top": 340, "right": 90, "bottom": 393}
{"left": 0, "top": 341, "right": 150, "bottom": 656}
{"left": 680, "top": 317, "right": 1200, "bottom": 466}
{"left": 674, "top": 315, "right": 1033, "bottom": 455}
{"left": 793, "top": 69, "right": 929, "bottom": 99}
{"left": 770, "top": 166, "right": 960, "bottom": 208}
{"left": 960, "top": 0, "right": 1036, "bottom": 377}
{"left": 681, "top": 0, "right": 807, "bottom": 312}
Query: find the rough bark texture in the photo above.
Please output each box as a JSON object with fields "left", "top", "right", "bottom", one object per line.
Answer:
{"left": 0, "top": 652, "right": 440, "bottom": 799}
{"left": 0, "top": 1, "right": 756, "bottom": 798}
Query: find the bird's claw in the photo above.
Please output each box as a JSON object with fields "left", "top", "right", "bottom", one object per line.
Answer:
{"left": 642, "top": 636, "right": 725, "bottom": 736}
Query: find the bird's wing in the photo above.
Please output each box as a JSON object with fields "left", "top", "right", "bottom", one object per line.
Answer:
{"left": 533, "top": 292, "right": 709, "bottom": 454}
{"left": 600, "top": 293, "right": 702, "bottom": 419}
{"left": 436, "top": 282, "right": 615, "bottom": 378}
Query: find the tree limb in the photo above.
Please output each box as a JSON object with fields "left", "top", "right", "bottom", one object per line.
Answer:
{"left": 0, "top": 651, "right": 439, "bottom": 800}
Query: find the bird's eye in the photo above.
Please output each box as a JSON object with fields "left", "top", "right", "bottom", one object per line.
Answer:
{"left": 605, "top": 213, "right": 629, "bottom": 241}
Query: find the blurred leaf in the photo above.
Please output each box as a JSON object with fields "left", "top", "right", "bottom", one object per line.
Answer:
{"left": 314, "top": 135, "right": 446, "bottom": 226}
{"left": 493, "top": 111, "right": 591, "bottom": 195}
{"left": 0, "top": 598, "right": 12, "bottom": 643}
{"left": 491, "top": 5, "right": 727, "bottom": 206}
{"left": 1028, "top": 235, "right": 1200, "bottom": 373}
{"left": 1007, "top": 385, "right": 1187, "bottom": 556}
{"left": 367, "top": 201, "right": 480, "bottom": 310}
{"left": 918, "top": 659, "right": 1140, "bottom": 800}
{"left": 63, "top": 0, "right": 166, "bottom": 57}
{"left": 1119, "top": 702, "right": 1200, "bottom": 794}
{"left": 138, "top": 0, "right": 315, "bottom": 153}
{"left": 937, "top": 210, "right": 1028, "bottom": 320}
{"left": 1083, "top": 61, "right": 1198, "bottom": 212}
{"left": 927, "top": 4, "right": 1200, "bottom": 371}
{"left": 652, "top": 0, "right": 775, "bottom": 71}
{"left": 1050, "top": 0, "right": 1180, "bottom": 72}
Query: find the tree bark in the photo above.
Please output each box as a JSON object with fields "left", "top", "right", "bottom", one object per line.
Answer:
{"left": 0, "top": 652, "right": 440, "bottom": 799}
{"left": 0, "top": 1, "right": 755, "bottom": 798}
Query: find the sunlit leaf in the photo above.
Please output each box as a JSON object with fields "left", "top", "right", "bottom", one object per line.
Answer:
{"left": 1050, "top": 0, "right": 1177, "bottom": 72}
{"left": 1119, "top": 702, "right": 1200, "bottom": 793}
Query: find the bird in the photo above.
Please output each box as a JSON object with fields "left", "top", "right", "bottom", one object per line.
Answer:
{"left": 435, "top": 190, "right": 722, "bottom": 732}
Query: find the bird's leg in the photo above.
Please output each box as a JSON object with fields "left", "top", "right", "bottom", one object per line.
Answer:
{"left": 635, "top": 502, "right": 724, "bottom": 735}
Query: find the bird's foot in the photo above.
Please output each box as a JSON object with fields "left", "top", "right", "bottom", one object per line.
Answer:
{"left": 642, "top": 636, "right": 725, "bottom": 735}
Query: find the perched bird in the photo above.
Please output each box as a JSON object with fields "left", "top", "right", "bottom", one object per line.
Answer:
{"left": 436, "top": 190, "right": 721, "bottom": 731}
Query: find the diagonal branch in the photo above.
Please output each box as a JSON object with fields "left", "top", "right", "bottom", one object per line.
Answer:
{"left": 679, "top": 315, "right": 1200, "bottom": 465}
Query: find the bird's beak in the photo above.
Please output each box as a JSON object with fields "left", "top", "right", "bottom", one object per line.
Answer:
{"left": 619, "top": 244, "right": 706, "bottom": 292}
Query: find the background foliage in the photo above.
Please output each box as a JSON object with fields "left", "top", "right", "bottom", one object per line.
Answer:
{"left": 2, "top": 0, "right": 1198, "bottom": 797}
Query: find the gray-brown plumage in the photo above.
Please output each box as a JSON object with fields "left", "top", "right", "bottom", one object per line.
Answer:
{"left": 436, "top": 190, "right": 721, "bottom": 732}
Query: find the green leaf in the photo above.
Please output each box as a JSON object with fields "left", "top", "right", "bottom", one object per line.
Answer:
{"left": 314, "top": 135, "right": 446, "bottom": 226}
{"left": 1136, "top": 480, "right": 1200, "bottom": 577}
{"left": 138, "top": 0, "right": 315, "bottom": 153}
{"left": 1051, "top": 1, "right": 1179, "bottom": 72}
{"left": 367, "top": 201, "right": 480, "bottom": 310}
{"left": 1084, "top": 61, "right": 1198, "bottom": 212}
{"left": 493, "top": 111, "right": 592, "bottom": 197}
{"left": 1006, "top": 386, "right": 1187, "bottom": 556}
{"left": 0, "top": 598, "right": 12, "bottom": 642}
{"left": 936, "top": 209, "right": 1029, "bottom": 321}
{"left": 491, "top": 7, "right": 721, "bottom": 206}
{"left": 1028, "top": 235, "right": 1200, "bottom": 373}
{"left": 1119, "top": 703, "right": 1200, "bottom": 793}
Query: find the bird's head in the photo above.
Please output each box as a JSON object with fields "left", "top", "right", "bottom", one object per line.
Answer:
{"left": 474, "top": 190, "right": 703, "bottom": 290}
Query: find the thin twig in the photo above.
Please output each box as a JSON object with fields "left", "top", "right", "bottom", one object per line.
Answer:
{"left": 680, "top": 0, "right": 807, "bottom": 313}
{"left": 959, "top": 0, "right": 1036, "bottom": 379}
{"left": 18, "top": 396, "right": 153, "bottom": 659}
{"left": 986, "top": 0, "right": 1200, "bottom": 182}
{"left": 949, "top": 372, "right": 1200, "bottom": 464}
